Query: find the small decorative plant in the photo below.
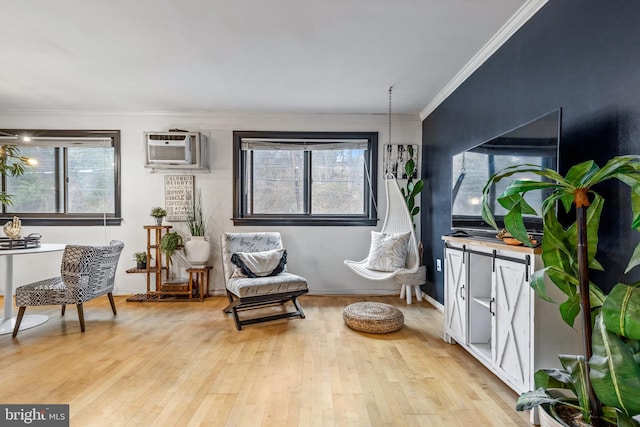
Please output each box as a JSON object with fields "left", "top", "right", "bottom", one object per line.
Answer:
{"left": 482, "top": 156, "right": 640, "bottom": 426}
{"left": 133, "top": 252, "right": 147, "bottom": 263}
{"left": 0, "top": 144, "right": 30, "bottom": 206}
{"left": 186, "top": 190, "right": 206, "bottom": 237}
{"left": 133, "top": 251, "right": 151, "bottom": 269}
{"left": 160, "top": 231, "right": 183, "bottom": 264}
{"left": 150, "top": 206, "right": 167, "bottom": 225}
{"left": 150, "top": 206, "right": 166, "bottom": 218}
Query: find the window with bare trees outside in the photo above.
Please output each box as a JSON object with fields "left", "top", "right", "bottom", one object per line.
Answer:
{"left": 0, "top": 129, "right": 121, "bottom": 226}
{"left": 233, "top": 131, "right": 378, "bottom": 226}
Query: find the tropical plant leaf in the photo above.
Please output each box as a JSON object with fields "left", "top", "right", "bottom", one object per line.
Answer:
{"left": 559, "top": 295, "right": 581, "bottom": 328}
{"left": 613, "top": 410, "right": 640, "bottom": 427}
{"left": 589, "top": 283, "right": 607, "bottom": 309}
{"left": 545, "top": 265, "right": 579, "bottom": 298}
{"left": 565, "top": 160, "right": 599, "bottom": 186}
{"left": 534, "top": 368, "right": 573, "bottom": 389}
{"left": 481, "top": 199, "right": 498, "bottom": 230}
{"left": 590, "top": 314, "right": 640, "bottom": 416}
{"left": 625, "top": 242, "right": 640, "bottom": 274}
{"left": 573, "top": 194, "right": 604, "bottom": 271}
{"left": 502, "top": 203, "right": 534, "bottom": 246}
{"left": 405, "top": 159, "right": 415, "bottom": 178}
{"left": 602, "top": 283, "right": 640, "bottom": 340}
{"left": 587, "top": 156, "right": 640, "bottom": 186}
{"left": 559, "top": 192, "right": 575, "bottom": 213}
{"left": 516, "top": 388, "right": 556, "bottom": 411}
{"left": 411, "top": 179, "right": 424, "bottom": 197}
{"left": 530, "top": 269, "right": 556, "bottom": 303}
{"left": 559, "top": 354, "right": 592, "bottom": 423}
{"left": 500, "top": 180, "right": 558, "bottom": 198}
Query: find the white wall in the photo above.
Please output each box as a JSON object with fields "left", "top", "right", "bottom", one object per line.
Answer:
{"left": 0, "top": 111, "right": 421, "bottom": 296}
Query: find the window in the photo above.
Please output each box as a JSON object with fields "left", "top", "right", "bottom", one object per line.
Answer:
{"left": 0, "top": 129, "right": 121, "bottom": 226}
{"left": 233, "top": 131, "right": 378, "bottom": 226}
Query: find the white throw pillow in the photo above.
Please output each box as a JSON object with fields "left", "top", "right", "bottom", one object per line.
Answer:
{"left": 366, "top": 231, "right": 411, "bottom": 272}
{"left": 231, "top": 248, "right": 287, "bottom": 278}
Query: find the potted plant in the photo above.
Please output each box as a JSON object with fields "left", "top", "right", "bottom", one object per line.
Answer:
{"left": 133, "top": 251, "right": 151, "bottom": 270}
{"left": 184, "top": 190, "right": 210, "bottom": 266}
{"left": 481, "top": 156, "right": 640, "bottom": 426}
{"left": 150, "top": 206, "right": 167, "bottom": 226}
{"left": 0, "top": 144, "right": 30, "bottom": 206}
{"left": 160, "top": 231, "right": 183, "bottom": 265}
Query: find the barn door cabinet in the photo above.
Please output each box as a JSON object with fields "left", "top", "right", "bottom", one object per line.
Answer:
{"left": 442, "top": 235, "right": 581, "bottom": 394}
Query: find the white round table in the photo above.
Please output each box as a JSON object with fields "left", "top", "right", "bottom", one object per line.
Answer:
{"left": 0, "top": 243, "right": 66, "bottom": 335}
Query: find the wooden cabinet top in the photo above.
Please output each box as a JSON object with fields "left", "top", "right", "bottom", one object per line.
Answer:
{"left": 442, "top": 235, "right": 542, "bottom": 255}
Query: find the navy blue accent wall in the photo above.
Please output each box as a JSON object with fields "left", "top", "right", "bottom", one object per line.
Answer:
{"left": 421, "top": 0, "right": 640, "bottom": 303}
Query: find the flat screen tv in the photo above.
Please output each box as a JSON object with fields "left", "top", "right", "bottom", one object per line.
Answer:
{"left": 451, "top": 109, "right": 561, "bottom": 235}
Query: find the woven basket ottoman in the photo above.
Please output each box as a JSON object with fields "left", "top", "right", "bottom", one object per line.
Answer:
{"left": 343, "top": 302, "right": 404, "bottom": 333}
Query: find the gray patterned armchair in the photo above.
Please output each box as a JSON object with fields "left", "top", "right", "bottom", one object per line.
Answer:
{"left": 12, "top": 240, "right": 124, "bottom": 337}
{"left": 221, "top": 232, "right": 308, "bottom": 330}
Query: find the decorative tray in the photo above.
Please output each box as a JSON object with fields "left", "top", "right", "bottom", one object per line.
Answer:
{"left": 0, "top": 234, "right": 42, "bottom": 250}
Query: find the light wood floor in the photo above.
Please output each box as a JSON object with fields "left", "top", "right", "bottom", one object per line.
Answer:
{"left": 0, "top": 295, "right": 529, "bottom": 426}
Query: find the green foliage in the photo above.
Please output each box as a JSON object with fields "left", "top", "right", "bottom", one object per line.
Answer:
{"left": 399, "top": 145, "right": 424, "bottom": 227}
{"left": 160, "top": 231, "right": 183, "bottom": 263}
{"left": 150, "top": 206, "right": 166, "bottom": 218}
{"left": 0, "top": 145, "right": 30, "bottom": 206}
{"left": 186, "top": 190, "right": 207, "bottom": 236}
{"left": 482, "top": 156, "right": 640, "bottom": 426}
{"left": 133, "top": 252, "right": 150, "bottom": 263}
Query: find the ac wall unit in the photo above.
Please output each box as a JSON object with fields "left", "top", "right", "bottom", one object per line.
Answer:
{"left": 144, "top": 131, "right": 209, "bottom": 171}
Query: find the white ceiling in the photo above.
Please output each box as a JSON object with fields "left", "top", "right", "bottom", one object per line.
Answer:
{"left": 0, "top": 0, "right": 536, "bottom": 116}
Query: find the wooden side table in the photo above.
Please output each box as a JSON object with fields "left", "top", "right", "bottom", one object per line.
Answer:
{"left": 187, "top": 266, "right": 211, "bottom": 301}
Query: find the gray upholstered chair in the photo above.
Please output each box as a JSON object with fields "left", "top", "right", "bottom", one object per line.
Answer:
{"left": 221, "top": 232, "right": 308, "bottom": 330}
{"left": 12, "top": 240, "right": 124, "bottom": 337}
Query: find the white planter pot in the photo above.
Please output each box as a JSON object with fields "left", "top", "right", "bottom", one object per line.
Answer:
{"left": 184, "top": 236, "right": 211, "bottom": 267}
{"left": 538, "top": 404, "right": 567, "bottom": 427}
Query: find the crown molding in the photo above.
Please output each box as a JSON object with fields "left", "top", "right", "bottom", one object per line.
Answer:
{"left": 419, "top": 0, "right": 550, "bottom": 121}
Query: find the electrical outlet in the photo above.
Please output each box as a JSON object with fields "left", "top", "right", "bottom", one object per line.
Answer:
{"left": 436, "top": 258, "right": 442, "bottom": 272}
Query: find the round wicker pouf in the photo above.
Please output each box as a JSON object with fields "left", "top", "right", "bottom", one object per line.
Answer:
{"left": 343, "top": 302, "right": 404, "bottom": 334}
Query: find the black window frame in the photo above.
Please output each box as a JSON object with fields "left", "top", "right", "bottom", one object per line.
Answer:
{"left": 0, "top": 129, "right": 122, "bottom": 226}
{"left": 233, "top": 131, "right": 378, "bottom": 226}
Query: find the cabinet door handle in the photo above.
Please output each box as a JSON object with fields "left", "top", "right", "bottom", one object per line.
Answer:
{"left": 460, "top": 285, "right": 465, "bottom": 300}
{"left": 489, "top": 297, "right": 495, "bottom": 316}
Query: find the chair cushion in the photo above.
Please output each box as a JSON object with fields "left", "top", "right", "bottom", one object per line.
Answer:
{"left": 226, "top": 272, "right": 307, "bottom": 298}
{"left": 15, "top": 277, "right": 84, "bottom": 306}
{"left": 231, "top": 248, "right": 287, "bottom": 278}
{"left": 365, "top": 231, "right": 411, "bottom": 272}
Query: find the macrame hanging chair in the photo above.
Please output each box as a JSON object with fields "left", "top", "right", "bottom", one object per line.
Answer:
{"left": 344, "top": 174, "right": 420, "bottom": 280}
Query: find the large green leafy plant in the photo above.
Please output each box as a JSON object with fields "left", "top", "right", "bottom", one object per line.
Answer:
{"left": 0, "top": 145, "right": 30, "bottom": 206}
{"left": 481, "top": 156, "right": 640, "bottom": 426}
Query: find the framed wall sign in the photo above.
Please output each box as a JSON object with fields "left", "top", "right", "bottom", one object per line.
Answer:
{"left": 384, "top": 144, "right": 419, "bottom": 179}
{"left": 164, "top": 175, "right": 194, "bottom": 221}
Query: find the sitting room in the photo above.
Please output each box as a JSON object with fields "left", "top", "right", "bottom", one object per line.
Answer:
{"left": 1, "top": 1, "right": 639, "bottom": 426}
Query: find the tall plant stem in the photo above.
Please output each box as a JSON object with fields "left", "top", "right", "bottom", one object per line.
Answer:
{"left": 576, "top": 204, "right": 601, "bottom": 426}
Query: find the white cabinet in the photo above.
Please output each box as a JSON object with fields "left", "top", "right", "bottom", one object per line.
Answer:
{"left": 492, "top": 257, "right": 531, "bottom": 392}
{"left": 442, "top": 236, "right": 581, "bottom": 394}
{"left": 444, "top": 247, "right": 466, "bottom": 344}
